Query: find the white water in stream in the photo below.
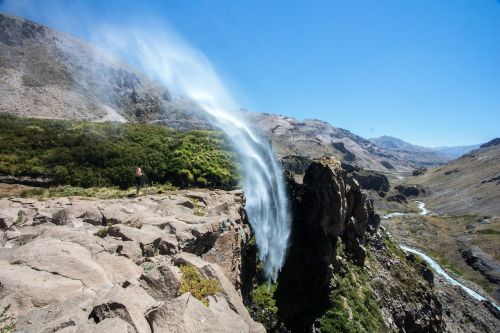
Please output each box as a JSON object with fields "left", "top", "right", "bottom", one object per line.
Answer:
{"left": 96, "top": 27, "right": 291, "bottom": 280}
{"left": 385, "top": 201, "right": 500, "bottom": 310}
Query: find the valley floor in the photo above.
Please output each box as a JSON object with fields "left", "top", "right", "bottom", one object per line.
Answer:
{"left": 381, "top": 203, "right": 500, "bottom": 304}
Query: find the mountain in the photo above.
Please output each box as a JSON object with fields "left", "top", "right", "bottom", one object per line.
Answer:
{"left": 243, "top": 113, "right": 477, "bottom": 172}
{"left": 0, "top": 13, "right": 208, "bottom": 128}
{"left": 431, "top": 144, "right": 481, "bottom": 160}
{"left": 404, "top": 138, "right": 500, "bottom": 216}
{"left": 370, "top": 135, "right": 479, "bottom": 166}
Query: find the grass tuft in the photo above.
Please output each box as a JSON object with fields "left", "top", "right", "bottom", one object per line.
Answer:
{"left": 0, "top": 305, "right": 15, "bottom": 333}
{"left": 179, "top": 264, "right": 221, "bottom": 306}
{"left": 95, "top": 226, "right": 110, "bottom": 238}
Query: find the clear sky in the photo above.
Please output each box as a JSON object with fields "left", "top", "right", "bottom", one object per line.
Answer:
{"left": 1, "top": 0, "right": 499, "bottom": 146}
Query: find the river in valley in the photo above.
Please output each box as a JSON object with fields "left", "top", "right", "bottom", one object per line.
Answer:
{"left": 383, "top": 201, "right": 500, "bottom": 311}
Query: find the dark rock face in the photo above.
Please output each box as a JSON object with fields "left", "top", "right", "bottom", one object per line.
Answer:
{"left": 331, "top": 142, "right": 356, "bottom": 162}
{"left": 387, "top": 193, "right": 408, "bottom": 204}
{"left": 351, "top": 171, "right": 390, "bottom": 197}
{"left": 280, "top": 155, "right": 313, "bottom": 177}
{"left": 459, "top": 244, "right": 500, "bottom": 286}
{"left": 395, "top": 184, "right": 426, "bottom": 197}
{"left": 381, "top": 160, "right": 395, "bottom": 170}
{"left": 275, "top": 157, "right": 379, "bottom": 331}
{"left": 413, "top": 167, "right": 428, "bottom": 176}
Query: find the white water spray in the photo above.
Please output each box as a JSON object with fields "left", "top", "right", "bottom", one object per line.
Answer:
{"left": 96, "top": 25, "right": 290, "bottom": 280}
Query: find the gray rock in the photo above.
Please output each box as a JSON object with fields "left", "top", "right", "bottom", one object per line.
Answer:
{"left": 52, "top": 208, "right": 69, "bottom": 225}
{"left": 140, "top": 264, "right": 181, "bottom": 301}
{"left": 0, "top": 216, "right": 14, "bottom": 230}
{"left": 146, "top": 293, "right": 250, "bottom": 333}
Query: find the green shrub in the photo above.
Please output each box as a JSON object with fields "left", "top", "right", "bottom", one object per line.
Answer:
{"left": 96, "top": 226, "right": 110, "bottom": 238}
{"left": 179, "top": 264, "right": 221, "bottom": 306}
{"left": 142, "top": 262, "right": 158, "bottom": 274}
{"left": 191, "top": 198, "right": 205, "bottom": 217}
{"left": 318, "top": 266, "right": 385, "bottom": 333}
{"left": 0, "top": 113, "right": 239, "bottom": 190}
{"left": 0, "top": 305, "right": 15, "bottom": 333}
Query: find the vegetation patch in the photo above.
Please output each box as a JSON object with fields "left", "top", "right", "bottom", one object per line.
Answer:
{"left": 179, "top": 264, "right": 221, "bottom": 306}
{"left": 477, "top": 228, "right": 500, "bottom": 235}
{"left": 95, "top": 226, "right": 110, "bottom": 238}
{"left": 190, "top": 198, "right": 205, "bottom": 217}
{"left": 0, "top": 305, "right": 15, "bottom": 333}
{"left": 142, "top": 262, "right": 158, "bottom": 274}
{"left": 318, "top": 264, "right": 385, "bottom": 333}
{"left": 0, "top": 113, "right": 239, "bottom": 190}
{"left": 248, "top": 281, "right": 286, "bottom": 331}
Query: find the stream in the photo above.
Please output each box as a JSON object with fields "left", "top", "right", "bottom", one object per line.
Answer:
{"left": 383, "top": 201, "right": 500, "bottom": 311}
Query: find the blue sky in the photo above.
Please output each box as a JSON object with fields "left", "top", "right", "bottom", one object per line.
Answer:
{"left": 1, "top": 0, "right": 499, "bottom": 146}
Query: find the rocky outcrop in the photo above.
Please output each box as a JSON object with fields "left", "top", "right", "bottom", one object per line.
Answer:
{"left": 351, "top": 170, "right": 390, "bottom": 197}
{"left": 275, "top": 157, "right": 381, "bottom": 331}
{"left": 395, "top": 184, "right": 426, "bottom": 197}
{"left": 0, "top": 191, "right": 264, "bottom": 332}
{"left": 261, "top": 157, "right": 446, "bottom": 333}
{"left": 413, "top": 167, "right": 428, "bottom": 176}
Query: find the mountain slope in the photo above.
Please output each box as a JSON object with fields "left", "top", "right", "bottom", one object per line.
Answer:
{"left": 0, "top": 12, "right": 208, "bottom": 127}
{"left": 370, "top": 135, "right": 479, "bottom": 166}
{"left": 404, "top": 138, "right": 500, "bottom": 215}
{"left": 242, "top": 112, "right": 427, "bottom": 172}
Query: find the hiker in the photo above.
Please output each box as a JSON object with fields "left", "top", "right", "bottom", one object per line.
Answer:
{"left": 135, "top": 166, "right": 143, "bottom": 195}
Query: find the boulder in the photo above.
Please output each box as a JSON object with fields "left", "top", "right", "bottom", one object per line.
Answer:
{"left": 95, "top": 317, "right": 136, "bottom": 333}
{"left": 12, "top": 295, "right": 95, "bottom": 332}
{"left": 0, "top": 216, "right": 14, "bottom": 230}
{"left": 146, "top": 293, "right": 250, "bottom": 333}
{"left": 139, "top": 264, "right": 181, "bottom": 301}
{"left": 90, "top": 285, "right": 157, "bottom": 333}
{"left": 101, "top": 205, "right": 131, "bottom": 225}
{"left": 109, "top": 224, "right": 161, "bottom": 257}
{"left": 10, "top": 237, "right": 112, "bottom": 291}
{"left": 0, "top": 260, "right": 88, "bottom": 318}
{"left": 71, "top": 202, "right": 103, "bottom": 225}
{"left": 52, "top": 208, "right": 69, "bottom": 225}
{"left": 94, "top": 251, "right": 143, "bottom": 285}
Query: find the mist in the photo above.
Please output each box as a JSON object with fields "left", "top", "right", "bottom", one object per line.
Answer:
{"left": 92, "top": 23, "right": 291, "bottom": 280}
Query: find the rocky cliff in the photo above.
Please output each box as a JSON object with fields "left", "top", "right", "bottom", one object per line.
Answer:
{"left": 0, "top": 190, "right": 265, "bottom": 332}
{"left": 244, "top": 157, "right": 499, "bottom": 332}
{"left": 0, "top": 13, "right": 208, "bottom": 127}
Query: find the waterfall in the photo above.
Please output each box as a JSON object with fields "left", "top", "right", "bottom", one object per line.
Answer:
{"left": 96, "top": 26, "right": 291, "bottom": 280}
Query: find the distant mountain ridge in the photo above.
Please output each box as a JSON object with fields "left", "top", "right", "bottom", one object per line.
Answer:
{"left": 370, "top": 135, "right": 479, "bottom": 164}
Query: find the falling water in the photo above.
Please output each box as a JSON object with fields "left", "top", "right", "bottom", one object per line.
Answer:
{"left": 96, "top": 25, "right": 291, "bottom": 280}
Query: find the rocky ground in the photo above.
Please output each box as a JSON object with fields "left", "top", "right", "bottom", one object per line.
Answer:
{"left": 0, "top": 159, "right": 499, "bottom": 332}
{"left": 0, "top": 190, "right": 265, "bottom": 332}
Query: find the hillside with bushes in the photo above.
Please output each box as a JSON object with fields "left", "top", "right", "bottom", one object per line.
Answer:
{"left": 0, "top": 113, "right": 239, "bottom": 189}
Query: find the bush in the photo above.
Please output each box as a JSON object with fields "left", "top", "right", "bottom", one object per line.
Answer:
{"left": 0, "top": 305, "right": 15, "bottom": 333}
{"left": 96, "top": 226, "right": 110, "bottom": 238}
{"left": 0, "top": 113, "right": 239, "bottom": 190}
{"left": 318, "top": 265, "right": 385, "bottom": 333}
{"left": 179, "top": 264, "right": 221, "bottom": 306}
